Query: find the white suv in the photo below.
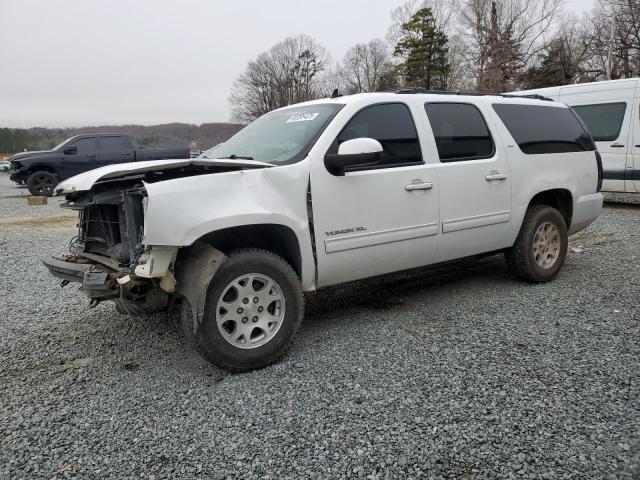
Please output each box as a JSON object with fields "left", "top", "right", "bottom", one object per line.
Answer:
{"left": 45, "top": 91, "right": 603, "bottom": 372}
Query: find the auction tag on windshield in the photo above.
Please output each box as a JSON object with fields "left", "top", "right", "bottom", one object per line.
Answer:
{"left": 286, "top": 112, "right": 319, "bottom": 123}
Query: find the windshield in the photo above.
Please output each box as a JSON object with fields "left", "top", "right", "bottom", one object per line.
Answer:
{"left": 201, "top": 104, "right": 342, "bottom": 165}
{"left": 52, "top": 138, "right": 72, "bottom": 151}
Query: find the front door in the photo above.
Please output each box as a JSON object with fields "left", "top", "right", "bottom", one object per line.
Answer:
{"left": 424, "top": 102, "right": 512, "bottom": 263}
{"left": 310, "top": 102, "right": 440, "bottom": 287}
{"left": 61, "top": 136, "right": 97, "bottom": 179}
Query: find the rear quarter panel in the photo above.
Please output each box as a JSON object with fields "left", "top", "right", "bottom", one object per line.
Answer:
{"left": 485, "top": 100, "right": 599, "bottom": 243}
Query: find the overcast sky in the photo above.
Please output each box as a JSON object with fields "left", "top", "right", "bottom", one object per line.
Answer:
{"left": 0, "top": 0, "right": 595, "bottom": 128}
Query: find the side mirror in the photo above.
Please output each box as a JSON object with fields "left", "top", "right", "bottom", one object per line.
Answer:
{"left": 324, "top": 138, "right": 383, "bottom": 176}
{"left": 63, "top": 146, "right": 78, "bottom": 155}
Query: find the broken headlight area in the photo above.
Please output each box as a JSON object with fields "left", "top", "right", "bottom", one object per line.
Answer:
{"left": 42, "top": 182, "right": 175, "bottom": 312}
{"left": 65, "top": 184, "right": 147, "bottom": 268}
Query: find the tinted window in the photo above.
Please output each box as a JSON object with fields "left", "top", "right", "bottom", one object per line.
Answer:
{"left": 572, "top": 102, "right": 626, "bottom": 142}
{"left": 493, "top": 104, "right": 595, "bottom": 154}
{"left": 71, "top": 137, "right": 96, "bottom": 153}
{"left": 424, "top": 103, "right": 494, "bottom": 162}
{"left": 99, "top": 136, "right": 129, "bottom": 151}
{"left": 337, "top": 103, "right": 422, "bottom": 167}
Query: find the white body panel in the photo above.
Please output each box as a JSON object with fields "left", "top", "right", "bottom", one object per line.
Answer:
{"left": 55, "top": 158, "right": 271, "bottom": 194}
{"left": 515, "top": 78, "right": 640, "bottom": 193}
{"left": 632, "top": 95, "right": 640, "bottom": 192}
{"left": 142, "top": 161, "right": 317, "bottom": 291}
{"left": 308, "top": 97, "right": 440, "bottom": 287}
{"left": 60, "top": 92, "right": 602, "bottom": 292}
{"left": 424, "top": 99, "right": 513, "bottom": 263}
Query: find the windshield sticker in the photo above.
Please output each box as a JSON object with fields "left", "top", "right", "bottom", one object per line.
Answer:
{"left": 286, "top": 112, "right": 320, "bottom": 123}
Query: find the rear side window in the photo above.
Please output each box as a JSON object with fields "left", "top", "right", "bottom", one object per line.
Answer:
{"left": 493, "top": 104, "right": 595, "bottom": 154}
{"left": 572, "top": 102, "right": 626, "bottom": 142}
{"left": 99, "top": 136, "right": 129, "bottom": 151}
{"left": 337, "top": 103, "right": 422, "bottom": 167}
{"left": 424, "top": 103, "right": 494, "bottom": 162}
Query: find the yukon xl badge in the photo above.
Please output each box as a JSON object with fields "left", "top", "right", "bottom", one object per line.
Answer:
{"left": 325, "top": 226, "right": 366, "bottom": 237}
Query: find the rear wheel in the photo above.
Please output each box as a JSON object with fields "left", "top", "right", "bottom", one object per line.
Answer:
{"left": 505, "top": 205, "right": 568, "bottom": 283}
{"left": 27, "top": 171, "right": 58, "bottom": 196}
{"left": 188, "top": 249, "right": 304, "bottom": 373}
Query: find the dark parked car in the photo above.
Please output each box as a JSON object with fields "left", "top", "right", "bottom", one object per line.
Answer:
{"left": 9, "top": 133, "right": 190, "bottom": 196}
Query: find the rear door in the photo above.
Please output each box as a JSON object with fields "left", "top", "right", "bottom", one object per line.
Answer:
{"left": 424, "top": 101, "right": 512, "bottom": 263}
{"left": 310, "top": 102, "right": 440, "bottom": 287}
{"left": 97, "top": 135, "right": 134, "bottom": 167}
{"left": 630, "top": 88, "right": 640, "bottom": 192}
{"left": 561, "top": 82, "right": 635, "bottom": 193}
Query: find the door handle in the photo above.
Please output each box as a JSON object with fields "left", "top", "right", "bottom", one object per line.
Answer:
{"left": 405, "top": 182, "right": 433, "bottom": 191}
{"left": 611, "top": 143, "right": 625, "bottom": 148}
{"left": 120, "top": 152, "right": 130, "bottom": 156}
{"left": 87, "top": 154, "right": 97, "bottom": 159}
{"left": 485, "top": 172, "right": 508, "bottom": 181}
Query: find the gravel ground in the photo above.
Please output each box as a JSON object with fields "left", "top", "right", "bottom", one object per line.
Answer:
{"left": 0, "top": 173, "right": 638, "bottom": 479}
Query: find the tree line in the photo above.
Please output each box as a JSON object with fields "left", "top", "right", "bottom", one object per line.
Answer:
{"left": 230, "top": 0, "right": 640, "bottom": 122}
{"left": 0, "top": 123, "right": 244, "bottom": 155}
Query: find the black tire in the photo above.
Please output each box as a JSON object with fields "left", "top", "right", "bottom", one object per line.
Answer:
{"left": 113, "top": 288, "right": 169, "bottom": 315}
{"left": 505, "top": 205, "right": 568, "bottom": 283}
{"left": 190, "top": 249, "right": 304, "bottom": 373}
{"left": 26, "top": 171, "right": 58, "bottom": 197}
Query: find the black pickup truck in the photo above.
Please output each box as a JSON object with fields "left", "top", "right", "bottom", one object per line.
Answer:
{"left": 9, "top": 133, "right": 190, "bottom": 196}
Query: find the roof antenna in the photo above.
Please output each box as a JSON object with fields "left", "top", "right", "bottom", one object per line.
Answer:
{"left": 330, "top": 88, "right": 343, "bottom": 99}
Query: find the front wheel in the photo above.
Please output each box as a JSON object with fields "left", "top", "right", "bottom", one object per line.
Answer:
{"left": 190, "top": 249, "right": 304, "bottom": 373}
{"left": 26, "top": 171, "right": 58, "bottom": 196}
{"left": 505, "top": 205, "right": 568, "bottom": 283}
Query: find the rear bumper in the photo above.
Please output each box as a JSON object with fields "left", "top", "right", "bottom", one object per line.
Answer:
{"left": 569, "top": 192, "right": 603, "bottom": 235}
{"left": 42, "top": 257, "right": 119, "bottom": 300}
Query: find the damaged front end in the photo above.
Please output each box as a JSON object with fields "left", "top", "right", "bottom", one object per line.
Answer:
{"left": 43, "top": 181, "right": 176, "bottom": 313}
{"left": 43, "top": 158, "right": 271, "bottom": 315}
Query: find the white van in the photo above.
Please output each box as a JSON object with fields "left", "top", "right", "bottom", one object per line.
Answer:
{"left": 515, "top": 78, "right": 640, "bottom": 194}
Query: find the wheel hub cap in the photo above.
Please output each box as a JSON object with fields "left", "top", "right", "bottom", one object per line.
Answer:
{"left": 34, "top": 175, "right": 53, "bottom": 194}
{"left": 215, "top": 273, "right": 285, "bottom": 349}
{"left": 532, "top": 221, "right": 561, "bottom": 269}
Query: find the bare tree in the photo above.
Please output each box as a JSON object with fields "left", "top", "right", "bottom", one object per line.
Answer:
{"left": 556, "top": 0, "right": 640, "bottom": 82}
{"left": 460, "top": 0, "right": 564, "bottom": 92}
{"left": 446, "top": 33, "right": 475, "bottom": 90}
{"left": 604, "top": 0, "right": 640, "bottom": 77}
{"left": 522, "top": 13, "right": 596, "bottom": 88}
{"left": 338, "top": 39, "right": 395, "bottom": 93}
{"left": 229, "top": 35, "right": 330, "bottom": 122}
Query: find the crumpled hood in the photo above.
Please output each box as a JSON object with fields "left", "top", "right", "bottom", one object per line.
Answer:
{"left": 55, "top": 158, "right": 272, "bottom": 195}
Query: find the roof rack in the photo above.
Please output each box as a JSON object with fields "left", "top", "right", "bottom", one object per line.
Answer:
{"left": 395, "top": 88, "right": 553, "bottom": 101}
{"left": 501, "top": 93, "right": 553, "bottom": 101}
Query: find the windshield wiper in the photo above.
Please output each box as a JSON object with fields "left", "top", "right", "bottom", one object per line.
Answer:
{"left": 223, "top": 154, "right": 254, "bottom": 160}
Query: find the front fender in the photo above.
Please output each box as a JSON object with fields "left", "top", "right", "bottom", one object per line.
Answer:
{"left": 142, "top": 160, "right": 316, "bottom": 290}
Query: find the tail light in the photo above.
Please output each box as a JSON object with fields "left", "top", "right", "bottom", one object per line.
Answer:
{"left": 594, "top": 151, "right": 603, "bottom": 192}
